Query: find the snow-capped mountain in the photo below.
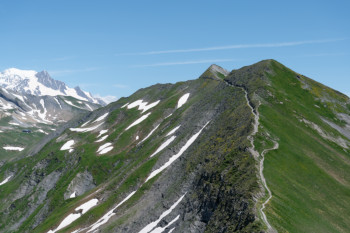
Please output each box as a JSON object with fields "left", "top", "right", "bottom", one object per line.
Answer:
{"left": 0, "top": 86, "right": 101, "bottom": 160}
{"left": 0, "top": 68, "right": 105, "bottom": 105}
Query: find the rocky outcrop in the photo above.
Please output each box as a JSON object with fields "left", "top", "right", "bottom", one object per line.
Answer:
{"left": 64, "top": 171, "right": 96, "bottom": 200}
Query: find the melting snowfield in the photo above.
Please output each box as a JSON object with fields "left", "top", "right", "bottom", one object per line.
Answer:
{"left": 3, "top": 146, "right": 24, "bottom": 151}
{"left": 177, "top": 93, "right": 190, "bottom": 108}
{"left": 138, "top": 194, "right": 186, "bottom": 233}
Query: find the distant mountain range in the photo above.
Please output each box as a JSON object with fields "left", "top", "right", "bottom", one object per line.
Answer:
{"left": 0, "top": 68, "right": 105, "bottom": 105}
{"left": 0, "top": 68, "right": 104, "bottom": 162}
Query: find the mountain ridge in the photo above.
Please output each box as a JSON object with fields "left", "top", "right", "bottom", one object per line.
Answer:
{"left": 0, "top": 60, "right": 349, "bottom": 233}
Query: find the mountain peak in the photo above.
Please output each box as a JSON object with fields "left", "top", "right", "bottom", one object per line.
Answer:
{"left": 200, "top": 64, "right": 229, "bottom": 80}
{"left": 0, "top": 68, "right": 105, "bottom": 105}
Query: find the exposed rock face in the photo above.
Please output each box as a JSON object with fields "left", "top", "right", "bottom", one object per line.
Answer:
{"left": 35, "top": 71, "right": 67, "bottom": 93}
{"left": 64, "top": 171, "right": 96, "bottom": 200}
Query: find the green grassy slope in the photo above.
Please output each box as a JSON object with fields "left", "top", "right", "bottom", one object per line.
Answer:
{"left": 228, "top": 60, "right": 350, "bottom": 233}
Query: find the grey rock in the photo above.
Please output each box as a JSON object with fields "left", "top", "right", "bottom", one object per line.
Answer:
{"left": 64, "top": 171, "right": 96, "bottom": 200}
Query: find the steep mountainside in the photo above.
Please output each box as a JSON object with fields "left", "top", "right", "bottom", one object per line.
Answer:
{"left": 0, "top": 87, "right": 101, "bottom": 161}
{"left": 0, "top": 60, "right": 349, "bottom": 233}
{"left": 0, "top": 68, "right": 105, "bottom": 105}
{"left": 225, "top": 60, "right": 350, "bottom": 232}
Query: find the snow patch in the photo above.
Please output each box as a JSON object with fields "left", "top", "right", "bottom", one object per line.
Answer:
{"left": 81, "top": 120, "right": 91, "bottom": 127}
{"left": 92, "top": 112, "right": 109, "bottom": 123}
{"left": 97, "top": 143, "right": 112, "bottom": 153}
{"left": 150, "top": 136, "right": 176, "bottom": 158}
{"left": 121, "top": 102, "right": 129, "bottom": 108}
{"left": 166, "top": 125, "right": 181, "bottom": 137}
{"left": 138, "top": 194, "right": 186, "bottom": 233}
{"left": 127, "top": 99, "right": 160, "bottom": 113}
{"left": 48, "top": 199, "right": 98, "bottom": 233}
{"left": 139, "top": 124, "right": 160, "bottom": 144}
{"left": 54, "top": 97, "right": 62, "bottom": 109}
{"left": 97, "top": 129, "right": 108, "bottom": 137}
{"left": 0, "top": 175, "right": 12, "bottom": 186}
{"left": 70, "top": 123, "right": 103, "bottom": 133}
{"left": 86, "top": 191, "right": 136, "bottom": 232}
{"left": 99, "top": 146, "right": 113, "bottom": 155}
{"left": 149, "top": 215, "right": 180, "bottom": 233}
{"left": 64, "top": 100, "right": 84, "bottom": 109}
{"left": 95, "top": 135, "right": 108, "bottom": 142}
{"left": 177, "top": 93, "right": 190, "bottom": 108}
{"left": 3, "top": 146, "right": 24, "bottom": 151}
{"left": 70, "top": 191, "right": 76, "bottom": 199}
{"left": 85, "top": 103, "right": 93, "bottom": 111}
{"left": 125, "top": 112, "right": 151, "bottom": 131}
{"left": 60, "top": 140, "right": 75, "bottom": 151}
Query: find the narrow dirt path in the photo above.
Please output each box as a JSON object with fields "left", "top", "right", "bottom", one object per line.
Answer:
{"left": 260, "top": 141, "right": 279, "bottom": 232}
{"left": 222, "top": 79, "right": 277, "bottom": 232}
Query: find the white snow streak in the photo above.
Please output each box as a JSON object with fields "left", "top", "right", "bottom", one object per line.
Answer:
{"left": 92, "top": 113, "right": 109, "bottom": 123}
{"left": 81, "top": 120, "right": 91, "bottom": 127}
{"left": 0, "top": 175, "right": 12, "bottom": 186}
{"left": 3, "top": 146, "right": 24, "bottom": 151}
{"left": 85, "top": 103, "right": 93, "bottom": 111}
{"left": 138, "top": 194, "right": 186, "bottom": 233}
{"left": 60, "top": 140, "right": 75, "bottom": 151}
{"left": 95, "top": 135, "right": 108, "bottom": 142}
{"left": 64, "top": 100, "right": 84, "bottom": 109}
{"left": 125, "top": 112, "right": 151, "bottom": 131}
{"left": 97, "top": 129, "right": 108, "bottom": 137}
{"left": 139, "top": 124, "right": 160, "bottom": 144}
{"left": 149, "top": 215, "right": 180, "bottom": 233}
{"left": 127, "top": 99, "right": 160, "bottom": 113}
{"left": 177, "top": 93, "right": 190, "bottom": 108}
{"left": 150, "top": 136, "right": 176, "bottom": 158}
{"left": 145, "top": 121, "right": 209, "bottom": 182}
{"left": 54, "top": 97, "right": 62, "bottom": 109}
{"left": 70, "top": 123, "right": 103, "bottom": 133}
{"left": 86, "top": 191, "right": 136, "bottom": 232}
{"left": 99, "top": 146, "right": 113, "bottom": 155}
{"left": 48, "top": 199, "right": 98, "bottom": 233}
{"left": 97, "top": 143, "right": 112, "bottom": 153}
{"left": 121, "top": 102, "right": 129, "bottom": 108}
{"left": 166, "top": 125, "right": 181, "bottom": 137}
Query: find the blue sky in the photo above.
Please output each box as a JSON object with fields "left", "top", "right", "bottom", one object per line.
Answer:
{"left": 0, "top": 0, "right": 349, "bottom": 102}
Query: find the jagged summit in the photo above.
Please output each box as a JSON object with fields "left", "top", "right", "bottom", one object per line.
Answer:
{"left": 200, "top": 64, "right": 229, "bottom": 80}
{"left": 0, "top": 68, "right": 105, "bottom": 105}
